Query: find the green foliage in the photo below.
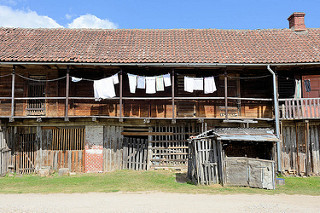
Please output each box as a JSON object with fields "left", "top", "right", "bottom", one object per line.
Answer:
{"left": 0, "top": 170, "right": 319, "bottom": 195}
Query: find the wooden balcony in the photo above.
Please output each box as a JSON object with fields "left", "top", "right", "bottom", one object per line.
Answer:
{"left": 280, "top": 98, "right": 320, "bottom": 119}
{"left": 0, "top": 96, "right": 274, "bottom": 121}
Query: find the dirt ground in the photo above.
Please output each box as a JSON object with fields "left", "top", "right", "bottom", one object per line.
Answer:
{"left": 0, "top": 192, "right": 318, "bottom": 213}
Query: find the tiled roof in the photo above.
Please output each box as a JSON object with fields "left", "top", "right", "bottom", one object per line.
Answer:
{"left": 1, "top": 28, "right": 320, "bottom": 64}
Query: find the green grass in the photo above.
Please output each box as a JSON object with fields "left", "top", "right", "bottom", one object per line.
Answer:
{"left": 0, "top": 170, "right": 319, "bottom": 195}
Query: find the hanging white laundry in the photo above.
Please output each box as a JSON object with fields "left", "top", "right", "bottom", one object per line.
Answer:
{"left": 112, "top": 73, "right": 119, "bottom": 84}
{"left": 193, "top": 77, "right": 204, "bottom": 91}
{"left": 204, "top": 76, "right": 217, "bottom": 94}
{"left": 94, "top": 77, "right": 116, "bottom": 100}
{"left": 71, "top": 77, "right": 82, "bottom": 82}
{"left": 137, "top": 76, "right": 146, "bottom": 89}
{"left": 128, "top": 73, "right": 137, "bottom": 93}
{"left": 156, "top": 75, "right": 164, "bottom": 91}
{"left": 295, "top": 79, "right": 301, "bottom": 99}
{"left": 163, "top": 73, "right": 171, "bottom": 87}
{"left": 146, "top": 77, "right": 156, "bottom": 94}
{"left": 184, "top": 76, "right": 194, "bottom": 93}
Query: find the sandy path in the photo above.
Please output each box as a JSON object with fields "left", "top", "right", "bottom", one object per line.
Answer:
{"left": 0, "top": 192, "right": 318, "bottom": 213}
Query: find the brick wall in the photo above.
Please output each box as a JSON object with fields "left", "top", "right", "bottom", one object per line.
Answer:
{"left": 84, "top": 145, "right": 103, "bottom": 173}
{"left": 84, "top": 126, "right": 104, "bottom": 173}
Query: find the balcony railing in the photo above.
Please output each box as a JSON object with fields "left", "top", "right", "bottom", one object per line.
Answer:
{"left": 279, "top": 98, "right": 320, "bottom": 119}
{"left": 0, "top": 96, "right": 274, "bottom": 121}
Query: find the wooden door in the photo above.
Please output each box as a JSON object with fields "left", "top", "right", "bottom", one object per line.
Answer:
{"left": 302, "top": 75, "right": 320, "bottom": 98}
{"left": 122, "top": 137, "right": 148, "bottom": 170}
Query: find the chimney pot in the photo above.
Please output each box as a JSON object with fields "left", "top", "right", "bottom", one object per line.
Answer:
{"left": 288, "top": 12, "right": 306, "bottom": 31}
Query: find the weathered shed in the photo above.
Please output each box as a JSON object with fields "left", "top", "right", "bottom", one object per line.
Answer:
{"left": 188, "top": 128, "right": 278, "bottom": 189}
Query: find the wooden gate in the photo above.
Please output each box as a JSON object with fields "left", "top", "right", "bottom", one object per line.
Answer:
{"left": 150, "top": 123, "right": 198, "bottom": 169}
{"left": 122, "top": 137, "right": 148, "bottom": 170}
{"left": 15, "top": 127, "right": 37, "bottom": 174}
{"left": 188, "top": 137, "right": 220, "bottom": 185}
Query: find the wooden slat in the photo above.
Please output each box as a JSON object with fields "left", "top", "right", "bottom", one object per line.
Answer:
{"left": 121, "top": 132, "right": 174, "bottom": 136}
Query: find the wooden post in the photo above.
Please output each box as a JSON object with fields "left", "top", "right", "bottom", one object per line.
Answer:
{"left": 10, "top": 66, "right": 15, "bottom": 122}
{"left": 37, "top": 125, "right": 42, "bottom": 170}
{"left": 171, "top": 69, "right": 175, "bottom": 123}
{"left": 295, "top": 122, "right": 300, "bottom": 175}
{"left": 64, "top": 66, "right": 70, "bottom": 121}
{"left": 236, "top": 74, "right": 241, "bottom": 116}
{"left": 119, "top": 70, "right": 123, "bottom": 122}
{"left": 305, "top": 120, "right": 310, "bottom": 176}
{"left": 147, "top": 127, "right": 153, "bottom": 170}
{"left": 224, "top": 70, "right": 228, "bottom": 120}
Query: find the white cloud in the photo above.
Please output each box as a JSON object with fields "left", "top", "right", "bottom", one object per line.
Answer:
{"left": 65, "top": 14, "right": 71, "bottom": 20}
{"left": 68, "top": 14, "right": 117, "bottom": 29}
{"left": 0, "top": 5, "right": 62, "bottom": 28}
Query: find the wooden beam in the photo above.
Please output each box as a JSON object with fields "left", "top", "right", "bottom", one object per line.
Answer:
{"left": 305, "top": 120, "right": 310, "bottom": 176}
{"left": 65, "top": 66, "right": 70, "bottom": 121}
{"left": 295, "top": 122, "right": 300, "bottom": 174}
{"left": 119, "top": 69, "right": 123, "bottom": 122}
{"left": 10, "top": 65, "right": 15, "bottom": 122}
{"left": 224, "top": 70, "right": 228, "bottom": 120}
{"left": 121, "top": 132, "right": 174, "bottom": 136}
{"left": 236, "top": 74, "right": 241, "bottom": 116}
{"left": 172, "top": 69, "right": 175, "bottom": 123}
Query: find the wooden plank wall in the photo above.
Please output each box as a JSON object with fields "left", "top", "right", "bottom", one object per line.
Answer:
{"left": 150, "top": 123, "right": 199, "bottom": 169}
{"left": 51, "top": 128, "right": 84, "bottom": 150}
{"left": 42, "top": 127, "right": 85, "bottom": 172}
{"left": 42, "top": 150, "right": 84, "bottom": 173}
{"left": 281, "top": 122, "right": 320, "bottom": 176}
{"left": 188, "top": 138, "right": 220, "bottom": 185}
{"left": 103, "top": 126, "right": 123, "bottom": 172}
{"left": 5, "top": 126, "right": 85, "bottom": 174}
{"left": 122, "top": 137, "right": 148, "bottom": 170}
{"left": 0, "top": 128, "right": 11, "bottom": 175}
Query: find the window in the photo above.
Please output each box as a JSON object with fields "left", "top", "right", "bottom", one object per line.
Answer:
{"left": 26, "top": 75, "right": 46, "bottom": 116}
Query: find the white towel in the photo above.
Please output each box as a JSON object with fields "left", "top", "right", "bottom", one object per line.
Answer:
{"left": 71, "top": 77, "right": 82, "bottom": 82}
{"left": 128, "top": 74, "right": 137, "bottom": 93}
{"left": 94, "top": 77, "right": 116, "bottom": 100}
{"left": 163, "top": 73, "right": 171, "bottom": 87}
{"left": 193, "top": 77, "right": 204, "bottom": 91}
{"left": 137, "top": 76, "right": 146, "bottom": 89}
{"left": 146, "top": 77, "right": 156, "bottom": 94}
{"left": 204, "top": 76, "right": 217, "bottom": 94}
{"left": 112, "top": 73, "right": 119, "bottom": 84}
{"left": 156, "top": 75, "right": 164, "bottom": 91}
{"left": 184, "top": 76, "right": 194, "bottom": 93}
{"left": 295, "top": 79, "right": 301, "bottom": 99}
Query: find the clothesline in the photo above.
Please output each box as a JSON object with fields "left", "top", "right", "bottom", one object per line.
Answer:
{"left": 0, "top": 73, "right": 12, "bottom": 78}
{"left": 16, "top": 73, "right": 67, "bottom": 82}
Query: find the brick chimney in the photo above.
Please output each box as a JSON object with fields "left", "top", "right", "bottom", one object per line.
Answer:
{"left": 287, "top": 12, "right": 306, "bottom": 31}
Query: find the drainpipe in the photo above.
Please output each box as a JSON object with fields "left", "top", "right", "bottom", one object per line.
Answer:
{"left": 267, "top": 65, "right": 281, "bottom": 172}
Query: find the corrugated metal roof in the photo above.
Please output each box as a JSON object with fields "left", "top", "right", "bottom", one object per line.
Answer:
{"left": 195, "top": 128, "right": 279, "bottom": 142}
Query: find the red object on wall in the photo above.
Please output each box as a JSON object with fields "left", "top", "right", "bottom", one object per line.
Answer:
{"left": 302, "top": 75, "right": 320, "bottom": 98}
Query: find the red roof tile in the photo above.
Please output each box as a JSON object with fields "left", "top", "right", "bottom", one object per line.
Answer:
{"left": 1, "top": 28, "right": 320, "bottom": 64}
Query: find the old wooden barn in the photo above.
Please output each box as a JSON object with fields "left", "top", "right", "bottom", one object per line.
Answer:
{"left": 0, "top": 12, "right": 319, "bottom": 176}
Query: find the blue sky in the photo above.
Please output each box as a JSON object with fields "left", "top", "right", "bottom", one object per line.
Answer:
{"left": 0, "top": 0, "right": 319, "bottom": 29}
